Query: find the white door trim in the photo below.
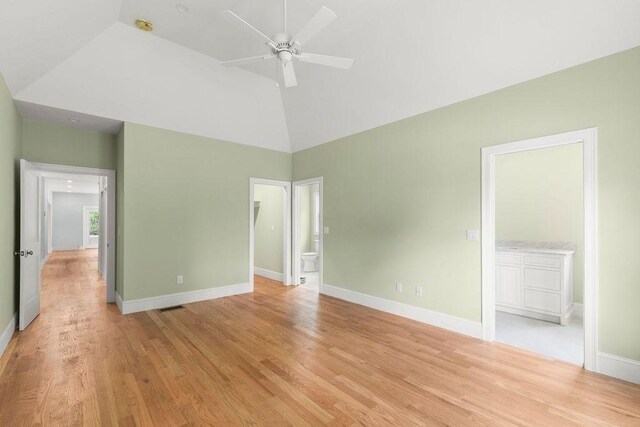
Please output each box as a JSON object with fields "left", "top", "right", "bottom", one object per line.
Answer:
{"left": 481, "top": 128, "right": 598, "bottom": 372}
{"left": 32, "top": 162, "right": 117, "bottom": 303}
{"left": 292, "top": 177, "right": 324, "bottom": 291}
{"left": 249, "top": 178, "right": 292, "bottom": 289}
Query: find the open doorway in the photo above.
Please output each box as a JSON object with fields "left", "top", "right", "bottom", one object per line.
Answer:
{"left": 481, "top": 129, "right": 597, "bottom": 371}
{"left": 292, "top": 177, "right": 323, "bottom": 292}
{"left": 493, "top": 143, "right": 584, "bottom": 365}
{"left": 18, "top": 161, "right": 116, "bottom": 331}
{"left": 249, "top": 178, "right": 291, "bottom": 290}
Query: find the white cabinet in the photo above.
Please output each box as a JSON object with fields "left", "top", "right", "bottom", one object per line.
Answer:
{"left": 496, "top": 248, "right": 574, "bottom": 325}
{"left": 496, "top": 264, "right": 522, "bottom": 307}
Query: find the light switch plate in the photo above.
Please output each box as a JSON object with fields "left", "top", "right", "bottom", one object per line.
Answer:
{"left": 466, "top": 229, "right": 479, "bottom": 241}
{"left": 324, "top": 227, "right": 330, "bottom": 234}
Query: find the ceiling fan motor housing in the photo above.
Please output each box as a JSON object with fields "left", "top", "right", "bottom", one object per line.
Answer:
{"left": 273, "top": 33, "right": 298, "bottom": 61}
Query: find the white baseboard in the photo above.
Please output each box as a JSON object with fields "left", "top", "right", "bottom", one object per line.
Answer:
{"left": 118, "top": 283, "right": 252, "bottom": 315}
{"left": 115, "top": 291, "right": 123, "bottom": 313}
{"left": 598, "top": 352, "right": 640, "bottom": 384}
{"left": 254, "top": 267, "right": 283, "bottom": 282}
{"left": 0, "top": 313, "right": 17, "bottom": 359}
{"left": 498, "top": 304, "right": 561, "bottom": 324}
{"left": 321, "top": 284, "right": 482, "bottom": 339}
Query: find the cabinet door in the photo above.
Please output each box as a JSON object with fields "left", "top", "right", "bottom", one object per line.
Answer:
{"left": 496, "top": 265, "right": 522, "bottom": 307}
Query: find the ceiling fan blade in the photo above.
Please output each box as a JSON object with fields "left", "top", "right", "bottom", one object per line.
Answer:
{"left": 281, "top": 60, "right": 298, "bottom": 88}
{"left": 219, "top": 55, "right": 275, "bottom": 67}
{"left": 219, "top": 10, "right": 276, "bottom": 46}
{"left": 296, "top": 53, "right": 354, "bottom": 69}
{"left": 292, "top": 6, "right": 336, "bottom": 46}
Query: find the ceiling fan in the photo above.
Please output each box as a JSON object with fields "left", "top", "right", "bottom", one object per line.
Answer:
{"left": 219, "top": 0, "right": 354, "bottom": 88}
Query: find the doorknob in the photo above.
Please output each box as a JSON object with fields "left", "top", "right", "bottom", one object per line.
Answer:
{"left": 25, "top": 250, "right": 34, "bottom": 256}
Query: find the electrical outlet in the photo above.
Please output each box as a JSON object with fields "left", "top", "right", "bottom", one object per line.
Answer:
{"left": 396, "top": 282, "right": 403, "bottom": 293}
{"left": 177, "top": 275, "right": 183, "bottom": 285}
{"left": 416, "top": 285, "right": 423, "bottom": 297}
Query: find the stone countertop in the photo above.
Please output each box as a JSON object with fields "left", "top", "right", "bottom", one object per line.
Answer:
{"left": 496, "top": 240, "right": 576, "bottom": 256}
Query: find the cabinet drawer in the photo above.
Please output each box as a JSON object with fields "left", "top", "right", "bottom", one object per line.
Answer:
{"left": 524, "top": 254, "right": 561, "bottom": 269}
{"left": 524, "top": 268, "right": 560, "bottom": 291}
{"left": 496, "top": 253, "right": 522, "bottom": 265}
{"left": 524, "top": 289, "right": 561, "bottom": 313}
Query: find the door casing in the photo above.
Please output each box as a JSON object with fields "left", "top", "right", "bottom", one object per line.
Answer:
{"left": 249, "top": 178, "right": 292, "bottom": 288}
{"left": 480, "top": 128, "right": 598, "bottom": 371}
{"left": 27, "top": 161, "right": 117, "bottom": 303}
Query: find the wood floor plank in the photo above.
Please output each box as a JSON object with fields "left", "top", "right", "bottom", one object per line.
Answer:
{"left": 0, "top": 250, "right": 639, "bottom": 426}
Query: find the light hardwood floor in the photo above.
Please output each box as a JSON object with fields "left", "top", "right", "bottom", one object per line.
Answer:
{"left": 1, "top": 250, "right": 639, "bottom": 425}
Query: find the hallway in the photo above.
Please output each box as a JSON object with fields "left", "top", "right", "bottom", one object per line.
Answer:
{"left": 41, "top": 249, "right": 103, "bottom": 307}
{"left": 0, "top": 249, "right": 114, "bottom": 424}
{"left": 0, "top": 252, "right": 639, "bottom": 425}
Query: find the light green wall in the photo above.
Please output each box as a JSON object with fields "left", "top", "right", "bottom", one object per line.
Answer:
{"left": 293, "top": 46, "right": 640, "bottom": 361}
{"left": 254, "top": 184, "right": 284, "bottom": 274}
{"left": 0, "top": 73, "right": 21, "bottom": 330}
{"left": 496, "top": 144, "right": 584, "bottom": 302}
{"left": 22, "top": 119, "right": 117, "bottom": 170}
{"left": 119, "top": 122, "right": 291, "bottom": 300}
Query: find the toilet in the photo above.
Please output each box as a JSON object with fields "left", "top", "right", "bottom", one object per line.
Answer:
{"left": 301, "top": 252, "right": 319, "bottom": 272}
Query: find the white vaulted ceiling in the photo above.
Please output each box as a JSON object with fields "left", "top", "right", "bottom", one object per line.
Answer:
{"left": 1, "top": 0, "right": 640, "bottom": 153}
{"left": 15, "top": 23, "right": 290, "bottom": 151}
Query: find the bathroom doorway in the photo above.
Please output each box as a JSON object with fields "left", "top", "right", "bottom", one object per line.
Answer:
{"left": 481, "top": 128, "right": 597, "bottom": 371}
{"left": 293, "top": 177, "right": 323, "bottom": 292}
{"left": 493, "top": 142, "right": 584, "bottom": 365}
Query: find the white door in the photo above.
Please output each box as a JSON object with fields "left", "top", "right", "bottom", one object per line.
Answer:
{"left": 19, "top": 159, "right": 41, "bottom": 330}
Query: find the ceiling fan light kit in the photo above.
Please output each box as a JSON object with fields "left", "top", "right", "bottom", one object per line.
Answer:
{"left": 219, "top": 1, "right": 354, "bottom": 88}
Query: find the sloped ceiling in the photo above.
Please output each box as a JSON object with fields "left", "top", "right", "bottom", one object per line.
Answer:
{"left": 1, "top": 0, "right": 639, "bottom": 153}
{"left": 16, "top": 23, "right": 290, "bottom": 151}
{"left": 0, "top": 0, "right": 123, "bottom": 94}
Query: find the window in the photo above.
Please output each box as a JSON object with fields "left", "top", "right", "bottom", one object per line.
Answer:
{"left": 89, "top": 211, "right": 99, "bottom": 236}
